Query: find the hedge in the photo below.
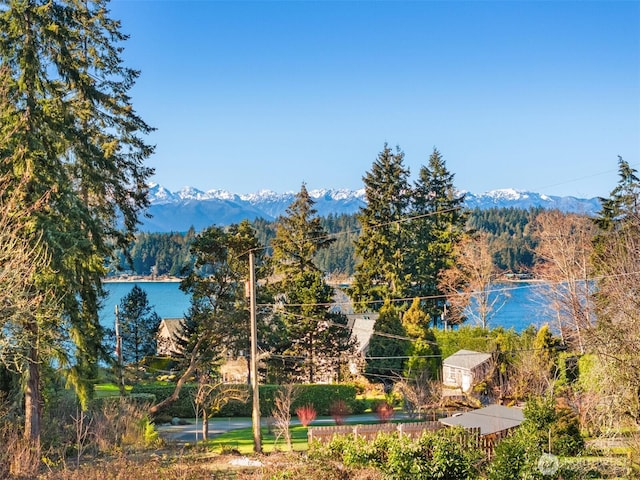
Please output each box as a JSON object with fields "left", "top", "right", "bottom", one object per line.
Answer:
{"left": 131, "top": 383, "right": 364, "bottom": 419}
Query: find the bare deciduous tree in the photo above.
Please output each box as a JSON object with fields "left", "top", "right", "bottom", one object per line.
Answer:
{"left": 193, "top": 373, "right": 249, "bottom": 441}
{"left": 589, "top": 157, "right": 640, "bottom": 428}
{"left": 439, "top": 232, "right": 509, "bottom": 329}
{"left": 271, "top": 384, "right": 297, "bottom": 450}
{"left": 532, "top": 210, "right": 596, "bottom": 353}
{"left": 589, "top": 223, "right": 640, "bottom": 427}
{"left": 394, "top": 370, "right": 441, "bottom": 419}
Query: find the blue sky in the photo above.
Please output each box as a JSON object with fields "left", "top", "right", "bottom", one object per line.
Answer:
{"left": 110, "top": 0, "right": 639, "bottom": 198}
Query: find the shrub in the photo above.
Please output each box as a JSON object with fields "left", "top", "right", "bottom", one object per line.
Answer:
{"left": 375, "top": 401, "right": 394, "bottom": 423}
{"left": 486, "top": 433, "right": 533, "bottom": 480}
{"left": 329, "top": 399, "right": 350, "bottom": 425}
{"left": 131, "top": 383, "right": 362, "bottom": 418}
{"left": 310, "top": 428, "right": 482, "bottom": 479}
{"left": 295, "top": 404, "right": 317, "bottom": 426}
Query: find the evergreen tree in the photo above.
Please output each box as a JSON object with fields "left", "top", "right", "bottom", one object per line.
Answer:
{"left": 270, "top": 184, "right": 353, "bottom": 383}
{"left": 364, "top": 301, "right": 410, "bottom": 391}
{"left": 271, "top": 183, "right": 335, "bottom": 279}
{"left": 402, "top": 298, "right": 441, "bottom": 381}
{"left": 350, "top": 144, "right": 411, "bottom": 311}
{"left": 409, "top": 148, "right": 467, "bottom": 325}
{"left": 0, "top": 0, "right": 153, "bottom": 446}
{"left": 118, "top": 285, "right": 161, "bottom": 366}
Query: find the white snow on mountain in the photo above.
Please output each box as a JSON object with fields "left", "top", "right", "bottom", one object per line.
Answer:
{"left": 142, "top": 185, "right": 601, "bottom": 232}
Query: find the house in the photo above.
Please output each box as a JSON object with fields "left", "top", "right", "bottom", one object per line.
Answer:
{"left": 156, "top": 318, "right": 250, "bottom": 383}
{"left": 156, "top": 318, "right": 186, "bottom": 356}
{"left": 442, "top": 349, "right": 493, "bottom": 394}
{"left": 439, "top": 404, "right": 524, "bottom": 436}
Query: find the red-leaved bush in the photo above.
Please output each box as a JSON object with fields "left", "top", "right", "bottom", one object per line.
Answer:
{"left": 295, "top": 404, "right": 317, "bottom": 427}
{"left": 375, "top": 401, "right": 394, "bottom": 423}
{"left": 329, "top": 399, "right": 350, "bottom": 425}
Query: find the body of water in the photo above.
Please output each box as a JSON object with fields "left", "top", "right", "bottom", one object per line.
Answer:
{"left": 100, "top": 281, "right": 553, "bottom": 333}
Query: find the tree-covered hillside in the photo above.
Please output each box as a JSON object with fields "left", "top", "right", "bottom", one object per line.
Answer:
{"left": 113, "top": 207, "right": 541, "bottom": 277}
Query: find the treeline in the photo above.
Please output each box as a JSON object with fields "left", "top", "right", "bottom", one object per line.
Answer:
{"left": 112, "top": 207, "right": 543, "bottom": 277}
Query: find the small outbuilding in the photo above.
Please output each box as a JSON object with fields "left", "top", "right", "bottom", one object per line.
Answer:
{"left": 439, "top": 404, "right": 524, "bottom": 436}
{"left": 442, "top": 349, "right": 493, "bottom": 394}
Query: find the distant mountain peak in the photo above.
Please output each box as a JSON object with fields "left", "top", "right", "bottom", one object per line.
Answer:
{"left": 142, "top": 184, "right": 600, "bottom": 233}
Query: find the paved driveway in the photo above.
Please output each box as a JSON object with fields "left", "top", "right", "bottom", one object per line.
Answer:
{"left": 158, "top": 417, "right": 256, "bottom": 444}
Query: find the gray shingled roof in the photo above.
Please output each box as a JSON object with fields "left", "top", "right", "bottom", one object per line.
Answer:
{"left": 443, "top": 349, "right": 492, "bottom": 370}
{"left": 160, "top": 318, "right": 184, "bottom": 338}
{"left": 439, "top": 404, "right": 525, "bottom": 435}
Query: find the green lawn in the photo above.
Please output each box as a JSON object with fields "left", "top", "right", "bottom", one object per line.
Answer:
{"left": 206, "top": 425, "right": 310, "bottom": 454}
{"left": 94, "top": 383, "right": 132, "bottom": 397}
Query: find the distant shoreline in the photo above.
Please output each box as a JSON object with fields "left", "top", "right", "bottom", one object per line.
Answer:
{"left": 102, "top": 275, "right": 182, "bottom": 283}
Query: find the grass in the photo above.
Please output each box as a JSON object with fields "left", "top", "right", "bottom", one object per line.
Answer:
{"left": 207, "top": 425, "right": 310, "bottom": 454}
{"left": 94, "top": 383, "right": 132, "bottom": 397}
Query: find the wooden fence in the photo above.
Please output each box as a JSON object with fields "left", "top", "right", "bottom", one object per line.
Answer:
{"left": 308, "top": 421, "right": 443, "bottom": 443}
{"left": 308, "top": 422, "right": 513, "bottom": 459}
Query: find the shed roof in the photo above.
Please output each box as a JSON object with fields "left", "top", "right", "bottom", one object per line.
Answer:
{"left": 443, "top": 349, "right": 492, "bottom": 370}
{"left": 439, "top": 404, "right": 524, "bottom": 436}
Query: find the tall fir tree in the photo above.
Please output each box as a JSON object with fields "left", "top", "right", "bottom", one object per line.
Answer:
{"left": 409, "top": 148, "right": 467, "bottom": 326}
{"left": 270, "top": 184, "right": 353, "bottom": 383}
{"left": 350, "top": 144, "right": 411, "bottom": 311}
{"left": 118, "top": 285, "right": 161, "bottom": 366}
{"left": 0, "top": 0, "right": 153, "bottom": 447}
{"left": 271, "top": 183, "right": 335, "bottom": 280}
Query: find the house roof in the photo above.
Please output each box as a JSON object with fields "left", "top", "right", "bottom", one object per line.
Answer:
{"left": 346, "top": 313, "right": 378, "bottom": 354}
{"left": 443, "top": 349, "right": 492, "bottom": 370}
{"left": 439, "top": 404, "right": 524, "bottom": 436}
{"left": 159, "top": 318, "right": 184, "bottom": 338}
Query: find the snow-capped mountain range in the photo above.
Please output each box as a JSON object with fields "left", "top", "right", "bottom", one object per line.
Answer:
{"left": 141, "top": 184, "right": 601, "bottom": 233}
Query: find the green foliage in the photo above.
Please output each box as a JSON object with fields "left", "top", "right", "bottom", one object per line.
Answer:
{"left": 270, "top": 185, "right": 354, "bottom": 383}
{"left": 434, "top": 325, "right": 498, "bottom": 360}
{"left": 132, "top": 383, "right": 362, "bottom": 418}
{"left": 141, "top": 417, "right": 161, "bottom": 447}
{"left": 112, "top": 207, "right": 541, "bottom": 279}
{"left": 117, "top": 285, "right": 161, "bottom": 366}
{"left": 311, "top": 428, "right": 481, "bottom": 479}
{"left": 0, "top": 0, "right": 154, "bottom": 431}
{"left": 114, "top": 229, "right": 196, "bottom": 276}
{"left": 468, "top": 207, "right": 541, "bottom": 272}
{"left": 350, "top": 143, "right": 412, "bottom": 309}
{"left": 522, "top": 397, "right": 584, "bottom": 456}
{"left": 555, "top": 353, "right": 579, "bottom": 388}
{"left": 486, "top": 429, "right": 541, "bottom": 480}
{"left": 365, "top": 301, "right": 410, "bottom": 390}
{"left": 408, "top": 148, "right": 468, "bottom": 325}
{"left": 176, "top": 221, "right": 265, "bottom": 374}
{"left": 590, "top": 156, "right": 640, "bottom": 428}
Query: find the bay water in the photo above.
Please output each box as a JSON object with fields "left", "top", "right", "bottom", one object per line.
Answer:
{"left": 101, "top": 281, "right": 552, "bottom": 333}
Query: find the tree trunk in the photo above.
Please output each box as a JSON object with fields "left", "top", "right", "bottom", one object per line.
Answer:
{"left": 149, "top": 339, "right": 201, "bottom": 415}
{"left": 202, "top": 412, "right": 209, "bottom": 441}
{"left": 24, "top": 347, "right": 41, "bottom": 444}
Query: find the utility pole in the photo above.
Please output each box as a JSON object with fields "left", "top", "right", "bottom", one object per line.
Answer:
{"left": 249, "top": 250, "right": 262, "bottom": 453}
{"left": 114, "top": 305, "right": 125, "bottom": 395}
